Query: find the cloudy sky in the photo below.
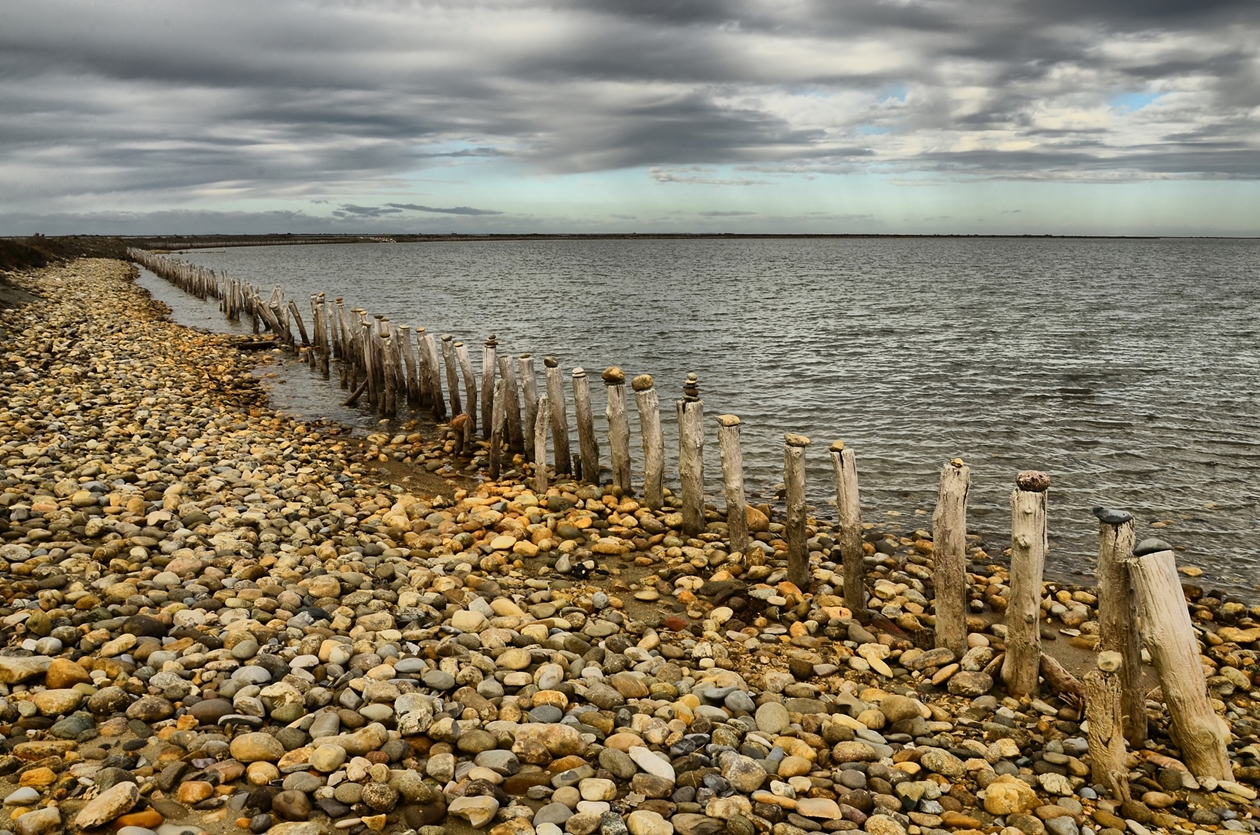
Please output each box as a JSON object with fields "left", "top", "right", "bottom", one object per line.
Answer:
{"left": 1, "top": 0, "right": 1257, "bottom": 236}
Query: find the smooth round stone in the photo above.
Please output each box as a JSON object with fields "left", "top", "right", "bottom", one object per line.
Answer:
{"left": 231, "top": 639, "right": 259, "bottom": 660}
{"left": 4, "top": 787, "right": 40, "bottom": 806}
{"left": 360, "top": 704, "right": 394, "bottom": 723}
{"left": 504, "top": 672, "right": 533, "bottom": 687}
{"left": 422, "top": 671, "right": 455, "bottom": 690}
{"left": 311, "top": 746, "right": 347, "bottom": 772}
{"left": 283, "top": 772, "right": 324, "bottom": 793}
{"left": 579, "top": 778, "right": 617, "bottom": 801}
{"left": 534, "top": 802, "right": 573, "bottom": 826}
{"left": 230, "top": 732, "right": 285, "bottom": 763}
{"left": 498, "top": 649, "right": 532, "bottom": 671}
{"left": 395, "top": 658, "right": 426, "bottom": 674}
{"left": 755, "top": 702, "right": 790, "bottom": 735}
{"left": 530, "top": 705, "right": 564, "bottom": 724}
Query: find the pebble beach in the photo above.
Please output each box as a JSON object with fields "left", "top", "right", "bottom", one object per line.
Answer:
{"left": 3, "top": 256, "right": 1260, "bottom": 835}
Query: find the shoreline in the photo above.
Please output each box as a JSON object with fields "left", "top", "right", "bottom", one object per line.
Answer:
{"left": 1, "top": 258, "right": 1259, "bottom": 835}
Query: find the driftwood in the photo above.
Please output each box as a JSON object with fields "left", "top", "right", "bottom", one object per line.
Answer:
{"left": 481, "top": 336, "right": 497, "bottom": 440}
{"left": 519, "top": 355, "right": 538, "bottom": 462}
{"left": 1084, "top": 651, "right": 1131, "bottom": 801}
{"left": 534, "top": 394, "right": 550, "bottom": 493}
{"left": 1039, "top": 652, "right": 1084, "bottom": 708}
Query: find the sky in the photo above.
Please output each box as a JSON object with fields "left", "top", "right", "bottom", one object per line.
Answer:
{"left": 1, "top": 0, "right": 1257, "bottom": 236}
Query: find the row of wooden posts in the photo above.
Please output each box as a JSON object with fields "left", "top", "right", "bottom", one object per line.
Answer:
{"left": 130, "top": 249, "right": 1232, "bottom": 785}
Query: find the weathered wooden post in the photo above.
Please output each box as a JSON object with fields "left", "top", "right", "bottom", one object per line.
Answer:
{"left": 488, "top": 378, "right": 507, "bottom": 479}
{"left": 572, "top": 367, "right": 600, "bottom": 483}
{"left": 1084, "top": 650, "right": 1131, "bottom": 802}
{"left": 633, "top": 375, "right": 664, "bottom": 510}
{"left": 1128, "top": 538, "right": 1233, "bottom": 780}
{"left": 932, "top": 458, "right": 971, "bottom": 657}
{"left": 1002, "top": 469, "right": 1049, "bottom": 697}
{"left": 441, "top": 335, "right": 461, "bottom": 417}
{"left": 481, "top": 335, "right": 497, "bottom": 440}
{"left": 455, "top": 341, "right": 477, "bottom": 445}
{"left": 398, "top": 325, "right": 419, "bottom": 410}
{"left": 604, "top": 368, "right": 631, "bottom": 493}
{"left": 412, "top": 326, "right": 434, "bottom": 410}
{"left": 676, "top": 374, "right": 705, "bottom": 537}
{"left": 716, "top": 415, "right": 748, "bottom": 554}
{"left": 784, "top": 433, "right": 811, "bottom": 588}
{"left": 519, "top": 354, "right": 539, "bottom": 462}
{"left": 544, "top": 357, "right": 572, "bottom": 475}
{"left": 497, "top": 354, "right": 524, "bottom": 454}
{"left": 422, "top": 330, "right": 445, "bottom": 420}
{"left": 534, "top": 394, "right": 550, "bottom": 494}
{"left": 1094, "top": 506, "right": 1145, "bottom": 747}
{"left": 829, "top": 440, "right": 866, "bottom": 620}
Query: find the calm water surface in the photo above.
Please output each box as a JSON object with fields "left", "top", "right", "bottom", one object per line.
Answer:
{"left": 165, "top": 238, "right": 1260, "bottom": 589}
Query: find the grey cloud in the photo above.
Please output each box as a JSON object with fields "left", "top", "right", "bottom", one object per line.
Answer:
{"left": 699, "top": 211, "right": 756, "bottom": 217}
{"left": 385, "top": 203, "right": 504, "bottom": 216}
{"left": 0, "top": 0, "right": 1256, "bottom": 224}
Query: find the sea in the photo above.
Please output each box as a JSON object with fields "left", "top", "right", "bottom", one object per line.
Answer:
{"left": 139, "top": 237, "right": 1260, "bottom": 591}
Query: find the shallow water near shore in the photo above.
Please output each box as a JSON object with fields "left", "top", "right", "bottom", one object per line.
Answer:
{"left": 168, "top": 238, "right": 1260, "bottom": 589}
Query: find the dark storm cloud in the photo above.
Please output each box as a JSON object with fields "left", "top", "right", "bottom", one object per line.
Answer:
{"left": 0, "top": 0, "right": 1256, "bottom": 225}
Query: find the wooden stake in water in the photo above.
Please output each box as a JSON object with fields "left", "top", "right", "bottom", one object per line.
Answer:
{"left": 633, "top": 374, "right": 664, "bottom": 510}
{"left": 534, "top": 394, "right": 550, "bottom": 493}
{"left": 544, "top": 357, "right": 572, "bottom": 475}
{"left": 932, "top": 458, "right": 971, "bottom": 656}
{"left": 412, "top": 326, "right": 433, "bottom": 410}
{"left": 441, "top": 335, "right": 461, "bottom": 417}
{"left": 1003, "top": 469, "right": 1049, "bottom": 697}
{"left": 481, "top": 335, "right": 497, "bottom": 441}
{"left": 829, "top": 440, "right": 867, "bottom": 620}
{"left": 784, "top": 433, "right": 811, "bottom": 588}
{"left": 489, "top": 378, "right": 507, "bottom": 479}
{"left": 422, "top": 330, "right": 445, "bottom": 420}
{"left": 1094, "top": 506, "right": 1145, "bottom": 747}
{"left": 1128, "top": 539, "right": 1233, "bottom": 780}
{"left": 716, "top": 415, "right": 748, "bottom": 554}
{"left": 498, "top": 354, "right": 524, "bottom": 454}
{"left": 676, "top": 373, "right": 705, "bottom": 537}
{"left": 604, "top": 367, "right": 631, "bottom": 493}
{"left": 519, "top": 354, "right": 539, "bottom": 462}
{"left": 572, "top": 367, "right": 600, "bottom": 483}
{"left": 398, "top": 325, "right": 419, "bottom": 410}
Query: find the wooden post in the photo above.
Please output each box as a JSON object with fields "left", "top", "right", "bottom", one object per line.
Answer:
{"left": 829, "top": 440, "right": 866, "bottom": 620}
{"left": 1095, "top": 507, "right": 1145, "bottom": 747}
{"left": 572, "top": 367, "right": 600, "bottom": 483}
{"left": 633, "top": 375, "right": 664, "bottom": 511}
{"left": 1084, "top": 651, "right": 1131, "bottom": 802}
{"left": 932, "top": 458, "right": 971, "bottom": 657}
{"left": 441, "top": 335, "right": 461, "bottom": 417}
{"left": 412, "top": 326, "right": 433, "bottom": 409}
{"left": 519, "top": 354, "right": 538, "bottom": 462}
{"left": 398, "top": 326, "right": 419, "bottom": 410}
{"left": 361, "top": 319, "right": 377, "bottom": 411}
{"left": 498, "top": 355, "right": 525, "bottom": 454}
{"left": 288, "top": 300, "right": 311, "bottom": 346}
{"left": 1002, "top": 469, "right": 1049, "bottom": 697}
{"left": 716, "top": 415, "right": 748, "bottom": 554}
{"left": 1128, "top": 539, "right": 1233, "bottom": 780}
{"left": 676, "top": 374, "right": 704, "bottom": 537}
{"left": 534, "top": 394, "right": 550, "bottom": 494}
{"left": 423, "top": 330, "right": 445, "bottom": 420}
{"left": 481, "top": 335, "right": 497, "bottom": 440}
{"left": 489, "top": 378, "right": 507, "bottom": 479}
{"left": 604, "top": 368, "right": 631, "bottom": 493}
{"left": 380, "top": 332, "right": 397, "bottom": 418}
{"left": 455, "top": 341, "right": 477, "bottom": 446}
{"left": 784, "top": 433, "right": 810, "bottom": 588}
{"left": 544, "top": 357, "right": 572, "bottom": 476}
